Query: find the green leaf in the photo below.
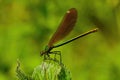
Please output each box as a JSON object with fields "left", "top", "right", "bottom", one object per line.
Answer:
{"left": 32, "top": 60, "right": 71, "bottom": 80}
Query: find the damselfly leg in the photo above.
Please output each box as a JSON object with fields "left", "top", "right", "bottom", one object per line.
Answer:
{"left": 44, "top": 51, "right": 62, "bottom": 64}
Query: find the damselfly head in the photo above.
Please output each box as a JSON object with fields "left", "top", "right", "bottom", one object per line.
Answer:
{"left": 40, "top": 45, "right": 53, "bottom": 56}
{"left": 40, "top": 50, "right": 47, "bottom": 56}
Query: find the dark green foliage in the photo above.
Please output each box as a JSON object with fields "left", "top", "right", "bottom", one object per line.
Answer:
{"left": 57, "top": 65, "right": 71, "bottom": 80}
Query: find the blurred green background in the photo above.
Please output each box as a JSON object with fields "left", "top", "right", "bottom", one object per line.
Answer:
{"left": 0, "top": 0, "right": 120, "bottom": 80}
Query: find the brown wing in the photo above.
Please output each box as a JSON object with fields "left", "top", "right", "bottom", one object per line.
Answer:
{"left": 48, "top": 8, "right": 78, "bottom": 47}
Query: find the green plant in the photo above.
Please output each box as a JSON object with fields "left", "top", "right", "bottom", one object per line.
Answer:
{"left": 16, "top": 60, "right": 71, "bottom": 80}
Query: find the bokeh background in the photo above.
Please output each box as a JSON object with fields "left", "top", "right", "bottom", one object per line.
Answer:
{"left": 0, "top": 0, "right": 120, "bottom": 80}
